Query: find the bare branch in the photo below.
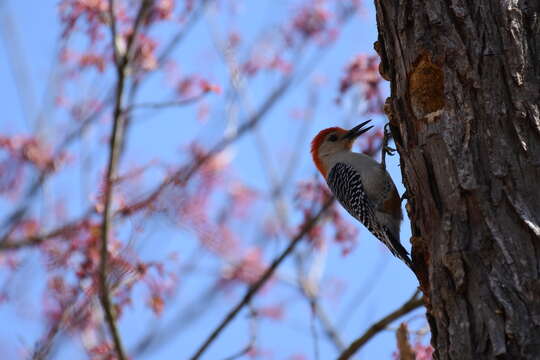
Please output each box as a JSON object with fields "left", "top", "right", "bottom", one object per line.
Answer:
{"left": 119, "top": 74, "right": 295, "bottom": 218}
{"left": 0, "top": 210, "right": 92, "bottom": 251}
{"left": 337, "top": 252, "right": 389, "bottom": 328}
{"left": 336, "top": 291, "right": 424, "bottom": 360}
{"left": 221, "top": 305, "right": 258, "bottom": 360}
{"left": 0, "top": 93, "right": 111, "bottom": 243}
{"left": 107, "top": 0, "right": 119, "bottom": 65}
{"left": 311, "top": 298, "right": 346, "bottom": 352}
{"left": 122, "top": 0, "right": 153, "bottom": 67}
{"left": 0, "top": 0, "right": 206, "bottom": 240}
{"left": 98, "top": 2, "right": 154, "bottom": 359}
{"left": 310, "top": 304, "right": 321, "bottom": 360}
{"left": 296, "top": 249, "right": 346, "bottom": 353}
{"left": 189, "top": 197, "right": 335, "bottom": 360}
{"left": 130, "top": 282, "right": 221, "bottom": 357}
{"left": 125, "top": 96, "right": 205, "bottom": 112}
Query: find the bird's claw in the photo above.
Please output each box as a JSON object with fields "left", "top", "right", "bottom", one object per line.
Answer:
{"left": 384, "top": 145, "right": 396, "bottom": 156}
{"left": 381, "top": 123, "right": 395, "bottom": 169}
{"left": 383, "top": 123, "right": 395, "bottom": 153}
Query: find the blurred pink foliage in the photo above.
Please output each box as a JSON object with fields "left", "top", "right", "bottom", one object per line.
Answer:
{"left": 0, "top": 0, "right": 426, "bottom": 359}
{"left": 338, "top": 54, "right": 384, "bottom": 114}
{"left": 413, "top": 342, "right": 435, "bottom": 360}
{"left": 294, "top": 181, "right": 359, "bottom": 254}
{"left": 393, "top": 341, "right": 434, "bottom": 360}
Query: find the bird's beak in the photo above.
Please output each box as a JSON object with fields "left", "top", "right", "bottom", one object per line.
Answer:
{"left": 343, "top": 120, "right": 373, "bottom": 140}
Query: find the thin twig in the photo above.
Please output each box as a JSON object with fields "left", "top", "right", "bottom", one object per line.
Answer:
{"left": 0, "top": 209, "right": 93, "bottom": 251}
{"left": 130, "top": 282, "right": 220, "bottom": 357}
{"left": 189, "top": 197, "right": 335, "bottom": 360}
{"left": 311, "top": 298, "right": 346, "bottom": 352}
{"left": 337, "top": 252, "right": 389, "bottom": 328}
{"left": 122, "top": 0, "right": 153, "bottom": 67}
{"left": 99, "top": 2, "right": 129, "bottom": 359}
{"left": 125, "top": 96, "right": 205, "bottom": 112}
{"left": 336, "top": 291, "right": 424, "bottom": 360}
{"left": 0, "top": 91, "right": 111, "bottom": 243}
{"left": 98, "top": 2, "right": 153, "bottom": 359}
{"left": 310, "top": 303, "right": 321, "bottom": 360}
{"left": 120, "top": 74, "right": 295, "bottom": 217}
{"left": 0, "top": 0, "right": 204, "bottom": 241}
{"left": 108, "top": 0, "right": 119, "bottom": 65}
{"left": 221, "top": 305, "right": 258, "bottom": 360}
{"left": 0, "top": 1, "right": 219, "bottom": 242}
{"left": 296, "top": 249, "right": 346, "bottom": 353}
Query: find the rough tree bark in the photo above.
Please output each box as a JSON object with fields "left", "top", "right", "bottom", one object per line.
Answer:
{"left": 373, "top": 1, "right": 540, "bottom": 359}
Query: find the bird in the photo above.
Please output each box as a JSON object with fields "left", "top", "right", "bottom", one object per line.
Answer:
{"left": 310, "top": 120, "right": 412, "bottom": 267}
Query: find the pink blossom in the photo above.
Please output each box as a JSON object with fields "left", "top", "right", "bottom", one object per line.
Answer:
{"left": 147, "top": 0, "right": 175, "bottom": 22}
{"left": 242, "top": 54, "right": 293, "bottom": 77}
{"left": 222, "top": 248, "right": 267, "bottom": 285}
{"left": 413, "top": 342, "right": 434, "bottom": 360}
{"left": 294, "top": 180, "right": 358, "bottom": 253}
{"left": 148, "top": 295, "right": 165, "bottom": 315}
{"left": 0, "top": 135, "right": 61, "bottom": 172}
{"left": 131, "top": 34, "right": 158, "bottom": 71}
{"left": 177, "top": 76, "right": 221, "bottom": 97}
{"left": 292, "top": 4, "right": 331, "bottom": 39}
{"left": 227, "top": 31, "right": 241, "bottom": 48}
{"left": 58, "top": 0, "right": 109, "bottom": 43}
{"left": 79, "top": 53, "right": 106, "bottom": 72}
{"left": 227, "top": 182, "right": 258, "bottom": 218}
{"left": 257, "top": 304, "right": 285, "bottom": 320}
{"left": 338, "top": 54, "right": 384, "bottom": 114}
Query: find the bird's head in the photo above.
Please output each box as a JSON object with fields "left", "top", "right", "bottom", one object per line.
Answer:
{"left": 310, "top": 120, "right": 373, "bottom": 177}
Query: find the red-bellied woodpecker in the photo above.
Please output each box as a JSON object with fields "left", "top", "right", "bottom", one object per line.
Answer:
{"left": 311, "top": 120, "right": 411, "bottom": 267}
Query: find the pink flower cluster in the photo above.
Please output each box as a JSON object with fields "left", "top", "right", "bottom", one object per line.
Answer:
{"left": 338, "top": 54, "right": 384, "bottom": 114}
{"left": 294, "top": 180, "right": 359, "bottom": 254}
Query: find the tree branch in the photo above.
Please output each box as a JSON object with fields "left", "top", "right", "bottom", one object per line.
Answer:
{"left": 0, "top": 210, "right": 92, "bottom": 251}
{"left": 98, "top": 2, "right": 153, "bottom": 359}
{"left": 296, "top": 250, "right": 346, "bottom": 353}
{"left": 221, "top": 305, "right": 258, "bottom": 360}
{"left": 189, "top": 197, "right": 335, "bottom": 360}
{"left": 119, "top": 74, "right": 295, "bottom": 217}
{"left": 107, "top": 0, "right": 119, "bottom": 65}
{"left": 125, "top": 95, "right": 205, "bottom": 112}
{"left": 336, "top": 291, "right": 424, "bottom": 360}
{"left": 311, "top": 296, "right": 347, "bottom": 352}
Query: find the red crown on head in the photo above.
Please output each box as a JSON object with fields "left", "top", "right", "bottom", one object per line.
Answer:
{"left": 310, "top": 127, "right": 347, "bottom": 177}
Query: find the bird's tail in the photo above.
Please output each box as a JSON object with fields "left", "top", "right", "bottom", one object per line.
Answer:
{"left": 384, "top": 228, "right": 413, "bottom": 268}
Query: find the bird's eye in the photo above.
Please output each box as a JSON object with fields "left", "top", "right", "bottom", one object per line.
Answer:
{"left": 328, "top": 134, "right": 338, "bottom": 142}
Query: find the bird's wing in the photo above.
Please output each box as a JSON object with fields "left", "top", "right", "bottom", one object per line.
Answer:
{"left": 327, "top": 162, "right": 411, "bottom": 265}
{"left": 327, "top": 162, "right": 382, "bottom": 236}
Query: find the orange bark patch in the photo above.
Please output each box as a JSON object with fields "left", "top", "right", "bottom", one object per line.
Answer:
{"left": 408, "top": 54, "right": 444, "bottom": 120}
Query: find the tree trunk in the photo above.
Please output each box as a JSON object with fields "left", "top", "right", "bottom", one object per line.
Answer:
{"left": 373, "top": 1, "right": 540, "bottom": 359}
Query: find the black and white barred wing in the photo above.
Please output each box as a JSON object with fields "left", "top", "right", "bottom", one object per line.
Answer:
{"left": 327, "top": 162, "right": 382, "bottom": 237}
{"left": 326, "top": 162, "right": 411, "bottom": 266}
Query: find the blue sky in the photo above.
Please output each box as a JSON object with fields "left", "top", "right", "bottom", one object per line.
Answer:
{"left": 0, "top": 1, "right": 424, "bottom": 359}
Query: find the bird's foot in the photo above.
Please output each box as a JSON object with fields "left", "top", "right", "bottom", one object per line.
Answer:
{"left": 381, "top": 123, "right": 396, "bottom": 169}
{"left": 383, "top": 123, "right": 396, "bottom": 155}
